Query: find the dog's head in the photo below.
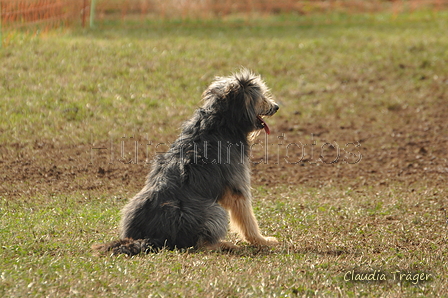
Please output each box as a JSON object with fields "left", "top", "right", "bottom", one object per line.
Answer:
{"left": 202, "top": 69, "right": 279, "bottom": 135}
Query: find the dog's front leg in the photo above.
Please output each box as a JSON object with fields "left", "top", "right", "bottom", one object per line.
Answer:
{"left": 220, "top": 191, "right": 278, "bottom": 246}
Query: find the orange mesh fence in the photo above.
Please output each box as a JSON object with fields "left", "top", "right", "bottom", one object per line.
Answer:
{"left": 0, "top": 0, "right": 89, "bottom": 29}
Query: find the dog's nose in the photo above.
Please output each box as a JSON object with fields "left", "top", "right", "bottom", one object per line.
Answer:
{"left": 273, "top": 104, "right": 279, "bottom": 112}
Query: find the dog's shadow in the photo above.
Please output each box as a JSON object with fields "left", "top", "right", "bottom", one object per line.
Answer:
{"left": 102, "top": 242, "right": 351, "bottom": 258}
{"left": 196, "top": 243, "right": 351, "bottom": 258}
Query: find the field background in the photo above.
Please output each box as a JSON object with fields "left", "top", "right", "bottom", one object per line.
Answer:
{"left": 2, "top": 0, "right": 448, "bottom": 30}
{"left": 1, "top": 3, "right": 448, "bottom": 298}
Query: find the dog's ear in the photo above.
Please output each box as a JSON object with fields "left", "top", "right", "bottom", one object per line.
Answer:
{"left": 230, "top": 73, "right": 262, "bottom": 130}
{"left": 229, "top": 82, "right": 257, "bottom": 126}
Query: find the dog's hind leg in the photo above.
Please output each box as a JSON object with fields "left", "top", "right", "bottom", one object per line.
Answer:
{"left": 219, "top": 190, "right": 278, "bottom": 246}
{"left": 195, "top": 202, "right": 230, "bottom": 249}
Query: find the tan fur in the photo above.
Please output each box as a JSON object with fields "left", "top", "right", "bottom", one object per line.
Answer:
{"left": 219, "top": 188, "right": 278, "bottom": 246}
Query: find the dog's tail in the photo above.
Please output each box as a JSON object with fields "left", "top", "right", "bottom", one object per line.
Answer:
{"left": 92, "top": 238, "right": 157, "bottom": 256}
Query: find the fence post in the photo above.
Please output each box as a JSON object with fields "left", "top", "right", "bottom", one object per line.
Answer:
{"left": 90, "top": 0, "right": 97, "bottom": 28}
{"left": 0, "top": 1, "right": 2, "bottom": 48}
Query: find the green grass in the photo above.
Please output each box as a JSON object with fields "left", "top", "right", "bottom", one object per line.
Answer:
{"left": 1, "top": 185, "right": 445, "bottom": 297}
{"left": 2, "top": 12, "right": 447, "bottom": 145}
{"left": 1, "top": 11, "right": 448, "bottom": 297}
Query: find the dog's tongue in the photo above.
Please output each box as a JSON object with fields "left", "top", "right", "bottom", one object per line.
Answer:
{"left": 257, "top": 116, "right": 270, "bottom": 135}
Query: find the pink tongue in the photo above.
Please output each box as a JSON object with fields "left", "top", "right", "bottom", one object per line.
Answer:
{"left": 258, "top": 116, "right": 270, "bottom": 135}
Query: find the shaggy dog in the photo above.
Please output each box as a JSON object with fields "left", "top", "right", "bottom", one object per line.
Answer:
{"left": 93, "top": 69, "right": 279, "bottom": 256}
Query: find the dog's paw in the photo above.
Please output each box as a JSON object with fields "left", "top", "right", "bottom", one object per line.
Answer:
{"left": 219, "top": 241, "right": 240, "bottom": 250}
{"left": 248, "top": 236, "right": 279, "bottom": 247}
{"left": 262, "top": 236, "right": 279, "bottom": 246}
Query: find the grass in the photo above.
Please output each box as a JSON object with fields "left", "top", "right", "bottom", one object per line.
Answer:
{"left": 2, "top": 12, "right": 447, "bottom": 145}
{"left": 1, "top": 11, "right": 447, "bottom": 297}
{"left": 1, "top": 185, "right": 445, "bottom": 297}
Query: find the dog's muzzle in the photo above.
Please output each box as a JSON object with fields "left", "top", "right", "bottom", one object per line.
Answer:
{"left": 257, "top": 104, "right": 279, "bottom": 134}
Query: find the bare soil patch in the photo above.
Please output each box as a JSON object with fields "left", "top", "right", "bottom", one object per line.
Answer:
{"left": 1, "top": 95, "right": 446, "bottom": 199}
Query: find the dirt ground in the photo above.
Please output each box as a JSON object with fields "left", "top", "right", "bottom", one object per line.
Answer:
{"left": 1, "top": 94, "right": 446, "bottom": 200}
